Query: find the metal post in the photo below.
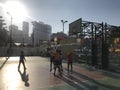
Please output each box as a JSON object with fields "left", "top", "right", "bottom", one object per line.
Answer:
{"left": 61, "top": 20, "right": 68, "bottom": 33}
{"left": 33, "top": 28, "right": 34, "bottom": 47}
{"left": 91, "top": 23, "right": 94, "bottom": 66}
{"left": 101, "top": 22, "right": 109, "bottom": 69}
{"left": 10, "top": 16, "right": 12, "bottom": 48}
{"left": 31, "top": 21, "right": 35, "bottom": 47}
{"left": 61, "top": 20, "right": 64, "bottom": 33}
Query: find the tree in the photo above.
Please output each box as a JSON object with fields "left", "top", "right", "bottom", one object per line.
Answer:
{"left": 0, "top": 16, "right": 10, "bottom": 47}
{"left": 0, "top": 28, "right": 10, "bottom": 46}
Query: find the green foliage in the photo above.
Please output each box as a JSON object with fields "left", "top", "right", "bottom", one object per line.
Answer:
{"left": 0, "top": 28, "right": 10, "bottom": 46}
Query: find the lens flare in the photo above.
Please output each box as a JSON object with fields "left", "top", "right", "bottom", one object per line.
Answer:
{"left": 4, "top": 1, "right": 28, "bottom": 23}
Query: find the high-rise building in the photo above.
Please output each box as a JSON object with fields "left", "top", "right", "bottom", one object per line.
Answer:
{"left": 22, "top": 21, "right": 29, "bottom": 43}
{"left": 32, "top": 21, "right": 52, "bottom": 46}
{"left": 9, "top": 25, "right": 23, "bottom": 43}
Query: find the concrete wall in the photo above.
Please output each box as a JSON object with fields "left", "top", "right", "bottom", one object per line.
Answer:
{"left": 0, "top": 46, "right": 47, "bottom": 56}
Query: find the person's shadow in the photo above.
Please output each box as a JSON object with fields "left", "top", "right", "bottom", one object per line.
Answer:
{"left": 18, "top": 69, "right": 30, "bottom": 87}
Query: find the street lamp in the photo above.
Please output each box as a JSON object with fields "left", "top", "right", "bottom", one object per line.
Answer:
{"left": 61, "top": 20, "right": 68, "bottom": 33}
{"left": 31, "top": 21, "right": 36, "bottom": 47}
{"left": 7, "top": 12, "right": 13, "bottom": 48}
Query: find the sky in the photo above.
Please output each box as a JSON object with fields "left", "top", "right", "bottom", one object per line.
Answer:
{"left": 0, "top": 0, "right": 120, "bottom": 34}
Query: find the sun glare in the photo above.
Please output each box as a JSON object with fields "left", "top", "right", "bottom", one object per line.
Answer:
{"left": 4, "top": 1, "right": 28, "bottom": 23}
{"left": 0, "top": 3, "right": 4, "bottom": 9}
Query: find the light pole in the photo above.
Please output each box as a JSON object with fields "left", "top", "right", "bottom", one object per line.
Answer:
{"left": 7, "top": 12, "right": 12, "bottom": 48}
{"left": 31, "top": 21, "right": 35, "bottom": 47}
{"left": 61, "top": 20, "right": 68, "bottom": 33}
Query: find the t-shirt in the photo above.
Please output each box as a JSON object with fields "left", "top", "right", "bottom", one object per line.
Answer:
{"left": 54, "top": 52, "right": 60, "bottom": 60}
{"left": 20, "top": 54, "right": 25, "bottom": 61}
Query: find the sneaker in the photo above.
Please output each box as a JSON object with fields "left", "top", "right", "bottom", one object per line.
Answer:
{"left": 54, "top": 73, "right": 56, "bottom": 76}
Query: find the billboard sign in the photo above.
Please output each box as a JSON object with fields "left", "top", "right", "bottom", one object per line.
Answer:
{"left": 69, "top": 18, "right": 82, "bottom": 35}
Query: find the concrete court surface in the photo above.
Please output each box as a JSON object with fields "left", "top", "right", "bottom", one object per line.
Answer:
{"left": 0, "top": 56, "right": 120, "bottom": 90}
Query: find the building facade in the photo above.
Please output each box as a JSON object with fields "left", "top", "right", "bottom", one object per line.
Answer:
{"left": 22, "top": 21, "right": 29, "bottom": 43}
{"left": 32, "top": 21, "right": 52, "bottom": 46}
{"left": 9, "top": 25, "right": 24, "bottom": 43}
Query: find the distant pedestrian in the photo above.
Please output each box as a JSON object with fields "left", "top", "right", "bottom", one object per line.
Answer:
{"left": 6, "top": 48, "right": 10, "bottom": 59}
{"left": 59, "top": 50, "right": 63, "bottom": 71}
{"left": 67, "top": 51, "right": 73, "bottom": 73}
{"left": 18, "top": 51, "right": 26, "bottom": 70}
{"left": 53, "top": 49, "right": 62, "bottom": 76}
{"left": 49, "top": 49, "right": 55, "bottom": 72}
